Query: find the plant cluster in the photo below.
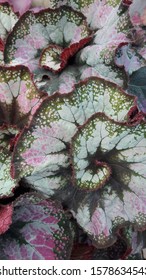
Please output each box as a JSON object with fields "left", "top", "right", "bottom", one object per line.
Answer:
{"left": 0, "top": 0, "right": 146, "bottom": 259}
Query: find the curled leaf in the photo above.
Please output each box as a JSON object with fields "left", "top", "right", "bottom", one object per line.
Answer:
{"left": 4, "top": 6, "right": 92, "bottom": 72}
{"left": 12, "top": 77, "right": 135, "bottom": 198}
{"left": 71, "top": 113, "right": 146, "bottom": 246}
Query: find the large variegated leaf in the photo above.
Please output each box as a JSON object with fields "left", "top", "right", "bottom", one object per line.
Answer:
{"left": 0, "top": 148, "right": 17, "bottom": 198}
{"left": 0, "top": 66, "right": 45, "bottom": 129}
{"left": 4, "top": 6, "right": 91, "bottom": 71}
{"left": 0, "top": 193, "right": 74, "bottom": 259}
{"left": 12, "top": 77, "right": 135, "bottom": 195}
{"left": 128, "top": 66, "right": 146, "bottom": 114}
{"left": 70, "top": 113, "right": 146, "bottom": 247}
{"left": 0, "top": 204, "right": 13, "bottom": 234}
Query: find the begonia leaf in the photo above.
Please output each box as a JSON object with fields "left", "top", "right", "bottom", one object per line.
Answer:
{"left": 0, "top": 193, "right": 74, "bottom": 259}
{"left": 70, "top": 113, "right": 146, "bottom": 247}
{"left": 12, "top": 77, "right": 135, "bottom": 196}
{"left": 0, "top": 65, "right": 45, "bottom": 129}
{"left": 128, "top": 66, "right": 146, "bottom": 114}
{"left": 0, "top": 148, "right": 17, "bottom": 198}
{"left": 115, "top": 44, "right": 146, "bottom": 75}
{"left": 4, "top": 6, "right": 92, "bottom": 71}
{"left": 0, "top": 204, "right": 13, "bottom": 234}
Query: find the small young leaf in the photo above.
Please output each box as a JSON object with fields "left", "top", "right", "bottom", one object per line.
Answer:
{"left": 0, "top": 193, "right": 74, "bottom": 259}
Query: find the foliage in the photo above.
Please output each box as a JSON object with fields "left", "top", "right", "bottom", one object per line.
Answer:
{"left": 0, "top": 0, "right": 146, "bottom": 259}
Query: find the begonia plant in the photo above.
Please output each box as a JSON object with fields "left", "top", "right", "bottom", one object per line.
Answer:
{"left": 0, "top": 0, "right": 146, "bottom": 260}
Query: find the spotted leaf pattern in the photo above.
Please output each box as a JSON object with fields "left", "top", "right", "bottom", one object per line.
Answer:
{"left": 71, "top": 113, "right": 146, "bottom": 246}
{"left": 0, "top": 193, "right": 74, "bottom": 259}
{"left": 4, "top": 6, "right": 91, "bottom": 72}
{"left": 12, "top": 77, "right": 135, "bottom": 196}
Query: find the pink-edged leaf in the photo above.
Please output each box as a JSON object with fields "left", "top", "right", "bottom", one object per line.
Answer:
{"left": 71, "top": 113, "right": 146, "bottom": 247}
{"left": 115, "top": 44, "right": 146, "bottom": 75}
{"left": 4, "top": 6, "right": 91, "bottom": 71}
{"left": 0, "top": 204, "right": 13, "bottom": 234}
{"left": 0, "top": 65, "right": 46, "bottom": 129}
{"left": 0, "top": 193, "right": 74, "bottom": 259}
{"left": 12, "top": 77, "right": 135, "bottom": 195}
{"left": 0, "top": 148, "right": 17, "bottom": 198}
{"left": 0, "top": 3, "right": 18, "bottom": 42}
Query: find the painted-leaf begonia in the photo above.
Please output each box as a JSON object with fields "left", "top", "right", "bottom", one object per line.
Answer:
{"left": 4, "top": 6, "right": 92, "bottom": 72}
{"left": 11, "top": 76, "right": 145, "bottom": 247}
{"left": 12, "top": 77, "right": 135, "bottom": 190}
